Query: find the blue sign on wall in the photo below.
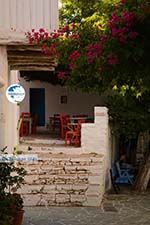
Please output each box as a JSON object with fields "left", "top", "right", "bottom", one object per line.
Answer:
{"left": 6, "top": 84, "right": 25, "bottom": 104}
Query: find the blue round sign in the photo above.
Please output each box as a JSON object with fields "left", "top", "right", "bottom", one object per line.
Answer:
{"left": 6, "top": 84, "right": 25, "bottom": 104}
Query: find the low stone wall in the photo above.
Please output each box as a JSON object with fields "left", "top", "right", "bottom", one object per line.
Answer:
{"left": 18, "top": 150, "right": 105, "bottom": 207}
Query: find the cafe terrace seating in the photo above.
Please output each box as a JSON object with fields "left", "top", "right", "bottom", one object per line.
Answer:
{"left": 19, "top": 112, "right": 38, "bottom": 137}
{"left": 19, "top": 112, "right": 31, "bottom": 137}
{"left": 65, "top": 119, "right": 85, "bottom": 147}
{"left": 59, "top": 114, "right": 70, "bottom": 139}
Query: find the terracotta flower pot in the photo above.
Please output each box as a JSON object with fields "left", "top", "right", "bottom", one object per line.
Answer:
{"left": 12, "top": 209, "right": 24, "bottom": 225}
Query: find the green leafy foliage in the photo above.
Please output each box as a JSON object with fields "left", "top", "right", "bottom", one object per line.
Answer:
{"left": 0, "top": 147, "right": 26, "bottom": 225}
{"left": 26, "top": 0, "right": 150, "bottom": 139}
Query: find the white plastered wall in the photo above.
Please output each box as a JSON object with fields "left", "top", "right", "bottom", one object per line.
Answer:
{"left": 19, "top": 78, "right": 104, "bottom": 126}
{"left": 81, "top": 107, "right": 111, "bottom": 191}
{"left": 0, "top": 0, "right": 59, "bottom": 44}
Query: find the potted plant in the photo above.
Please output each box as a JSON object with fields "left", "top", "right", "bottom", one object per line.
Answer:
{"left": 0, "top": 193, "right": 14, "bottom": 225}
{"left": 11, "top": 193, "right": 24, "bottom": 225}
{"left": 0, "top": 147, "right": 26, "bottom": 225}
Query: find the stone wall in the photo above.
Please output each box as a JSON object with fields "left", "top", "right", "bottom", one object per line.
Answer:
{"left": 18, "top": 150, "right": 104, "bottom": 207}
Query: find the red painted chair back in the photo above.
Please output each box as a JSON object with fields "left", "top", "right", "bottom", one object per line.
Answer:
{"left": 19, "top": 112, "right": 31, "bottom": 137}
{"left": 60, "top": 114, "right": 70, "bottom": 139}
{"left": 65, "top": 119, "right": 85, "bottom": 147}
{"left": 52, "top": 114, "right": 60, "bottom": 132}
{"left": 21, "top": 112, "right": 31, "bottom": 118}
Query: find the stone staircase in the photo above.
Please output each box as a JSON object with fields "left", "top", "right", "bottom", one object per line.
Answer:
{"left": 17, "top": 142, "right": 105, "bottom": 207}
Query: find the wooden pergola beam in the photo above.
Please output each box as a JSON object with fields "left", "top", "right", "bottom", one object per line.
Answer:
{"left": 7, "top": 44, "right": 59, "bottom": 72}
{"left": 7, "top": 45, "right": 42, "bottom": 51}
{"left": 10, "top": 65, "right": 55, "bottom": 71}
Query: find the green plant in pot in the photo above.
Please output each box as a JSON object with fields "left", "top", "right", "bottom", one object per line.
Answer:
{"left": 0, "top": 147, "right": 26, "bottom": 225}
{"left": 10, "top": 193, "right": 24, "bottom": 225}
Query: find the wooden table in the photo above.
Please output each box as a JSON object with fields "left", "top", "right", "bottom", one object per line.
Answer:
{"left": 70, "top": 117, "right": 87, "bottom": 123}
{"left": 70, "top": 117, "right": 94, "bottom": 123}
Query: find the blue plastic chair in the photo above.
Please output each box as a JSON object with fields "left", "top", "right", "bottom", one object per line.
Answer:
{"left": 110, "top": 163, "right": 135, "bottom": 193}
{"left": 115, "top": 162, "right": 134, "bottom": 185}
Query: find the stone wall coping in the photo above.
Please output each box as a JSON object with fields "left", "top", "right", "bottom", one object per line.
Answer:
{"left": 0, "top": 29, "right": 52, "bottom": 45}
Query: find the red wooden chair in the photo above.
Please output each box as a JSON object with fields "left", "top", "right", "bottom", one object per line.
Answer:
{"left": 20, "top": 122, "right": 28, "bottom": 137}
{"left": 21, "top": 112, "right": 31, "bottom": 118}
{"left": 19, "top": 112, "right": 31, "bottom": 137}
{"left": 60, "top": 114, "right": 70, "bottom": 139}
{"left": 52, "top": 114, "right": 60, "bottom": 132}
{"left": 65, "top": 119, "right": 85, "bottom": 147}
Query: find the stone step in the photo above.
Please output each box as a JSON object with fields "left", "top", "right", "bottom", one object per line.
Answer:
{"left": 17, "top": 151, "right": 104, "bottom": 207}
{"left": 20, "top": 137, "right": 65, "bottom": 145}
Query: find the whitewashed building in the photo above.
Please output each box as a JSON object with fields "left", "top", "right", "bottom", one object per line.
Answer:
{"left": 0, "top": 0, "right": 111, "bottom": 207}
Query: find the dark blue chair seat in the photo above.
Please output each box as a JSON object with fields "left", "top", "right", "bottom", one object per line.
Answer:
{"left": 110, "top": 163, "right": 135, "bottom": 193}
{"left": 115, "top": 162, "right": 134, "bottom": 185}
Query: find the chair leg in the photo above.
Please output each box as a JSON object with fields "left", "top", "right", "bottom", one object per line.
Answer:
{"left": 65, "top": 133, "right": 70, "bottom": 146}
{"left": 20, "top": 122, "right": 29, "bottom": 136}
{"left": 110, "top": 169, "right": 120, "bottom": 194}
{"left": 113, "top": 183, "right": 120, "bottom": 194}
{"left": 20, "top": 124, "right": 23, "bottom": 137}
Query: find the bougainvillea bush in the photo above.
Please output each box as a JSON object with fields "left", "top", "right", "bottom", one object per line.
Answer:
{"left": 26, "top": 0, "right": 150, "bottom": 138}
{"left": 26, "top": 0, "right": 150, "bottom": 94}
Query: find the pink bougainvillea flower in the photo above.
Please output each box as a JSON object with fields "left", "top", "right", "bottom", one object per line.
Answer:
{"left": 33, "top": 32, "right": 39, "bottom": 41}
{"left": 52, "top": 32, "right": 61, "bottom": 39}
{"left": 128, "top": 31, "right": 138, "bottom": 39}
{"left": 69, "top": 50, "right": 80, "bottom": 61}
{"left": 120, "top": 0, "right": 126, "bottom": 4}
{"left": 62, "top": 24, "right": 70, "bottom": 32}
{"left": 121, "top": 10, "right": 135, "bottom": 25}
{"left": 100, "top": 35, "right": 109, "bottom": 44}
{"left": 109, "top": 12, "right": 120, "bottom": 28}
{"left": 29, "top": 37, "right": 34, "bottom": 44}
{"left": 69, "top": 52, "right": 80, "bottom": 69}
{"left": 87, "top": 43, "right": 102, "bottom": 64}
{"left": 107, "top": 53, "right": 119, "bottom": 65}
{"left": 69, "top": 50, "right": 81, "bottom": 70}
{"left": 111, "top": 27, "right": 119, "bottom": 37}
{"left": 72, "top": 22, "right": 76, "bottom": 29}
{"left": 57, "top": 71, "right": 65, "bottom": 79}
{"left": 39, "top": 28, "right": 45, "bottom": 33}
{"left": 69, "top": 33, "right": 79, "bottom": 40}
{"left": 118, "top": 34, "right": 127, "bottom": 44}
{"left": 44, "top": 32, "right": 49, "bottom": 39}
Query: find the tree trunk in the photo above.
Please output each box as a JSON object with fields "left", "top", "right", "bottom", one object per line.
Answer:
{"left": 134, "top": 150, "right": 150, "bottom": 192}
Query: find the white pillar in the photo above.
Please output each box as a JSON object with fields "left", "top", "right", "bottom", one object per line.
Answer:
{"left": 0, "top": 46, "right": 9, "bottom": 151}
{"left": 7, "top": 70, "right": 20, "bottom": 152}
{"left": 0, "top": 48, "right": 20, "bottom": 153}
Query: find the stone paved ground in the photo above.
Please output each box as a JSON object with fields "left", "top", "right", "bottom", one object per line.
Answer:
{"left": 22, "top": 192, "right": 150, "bottom": 225}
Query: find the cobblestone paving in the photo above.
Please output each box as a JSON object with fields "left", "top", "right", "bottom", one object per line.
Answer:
{"left": 22, "top": 192, "right": 150, "bottom": 225}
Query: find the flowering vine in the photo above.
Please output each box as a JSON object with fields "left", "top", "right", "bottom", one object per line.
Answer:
{"left": 25, "top": 0, "right": 150, "bottom": 94}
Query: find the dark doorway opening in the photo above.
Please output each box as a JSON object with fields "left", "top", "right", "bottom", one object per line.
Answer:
{"left": 30, "top": 88, "right": 45, "bottom": 126}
